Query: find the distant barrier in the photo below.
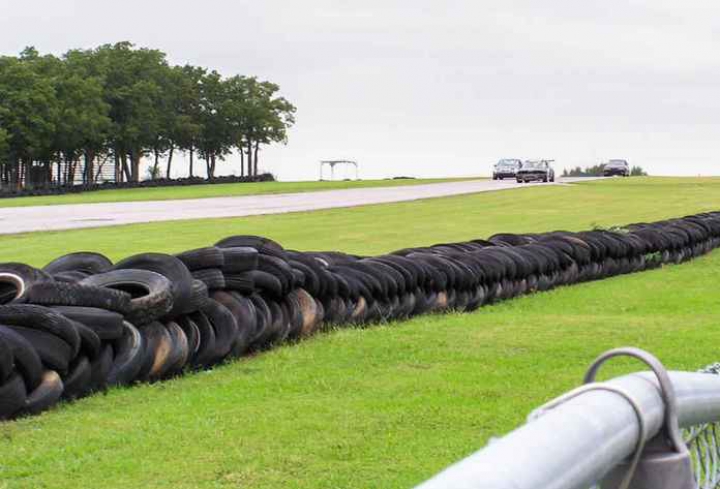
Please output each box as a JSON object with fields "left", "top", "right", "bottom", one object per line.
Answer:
{"left": 0, "top": 173, "right": 275, "bottom": 199}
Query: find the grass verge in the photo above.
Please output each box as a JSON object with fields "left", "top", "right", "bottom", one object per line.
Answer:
{"left": 1, "top": 176, "right": 720, "bottom": 488}
{"left": 0, "top": 177, "right": 479, "bottom": 208}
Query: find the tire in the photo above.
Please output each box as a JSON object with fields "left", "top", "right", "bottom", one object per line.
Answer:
{"left": 223, "top": 273, "right": 255, "bottom": 294}
{"left": 6, "top": 325, "right": 74, "bottom": 373}
{"left": 113, "top": 253, "right": 195, "bottom": 317}
{"left": 81, "top": 269, "right": 173, "bottom": 326}
{"left": 191, "top": 269, "right": 225, "bottom": 290}
{"left": 188, "top": 279, "right": 210, "bottom": 311}
{"left": 294, "top": 289, "right": 320, "bottom": 337}
{"left": 258, "top": 255, "right": 295, "bottom": 293}
{"left": 0, "top": 374, "right": 26, "bottom": 419}
{"left": 175, "top": 247, "right": 224, "bottom": 271}
{"left": 200, "top": 299, "right": 238, "bottom": 362}
{"left": 239, "top": 270, "right": 281, "bottom": 297}
{"left": 22, "top": 370, "right": 63, "bottom": 415}
{"left": 51, "top": 306, "right": 125, "bottom": 341}
{"left": 72, "top": 320, "right": 101, "bottom": 361}
{"left": 215, "top": 236, "right": 285, "bottom": 258}
{"left": 0, "top": 335, "right": 13, "bottom": 384}
{"left": 210, "top": 291, "right": 255, "bottom": 358}
{"left": 248, "top": 294, "right": 272, "bottom": 350}
{"left": 89, "top": 344, "right": 114, "bottom": 392}
{"left": 0, "top": 304, "right": 81, "bottom": 358}
{"left": 0, "top": 263, "right": 50, "bottom": 305}
{"left": 188, "top": 311, "right": 216, "bottom": 367}
{"left": 142, "top": 322, "right": 174, "bottom": 381}
{"left": 221, "top": 247, "right": 259, "bottom": 274}
{"left": 61, "top": 356, "right": 92, "bottom": 400}
{"left": 163, "top": 321, "right": 189, "bottom": 377}
{"left": 176, "top": 315, "right": 201, "bottom": 361}
{"left": 108, "top": 322, "right": 145, "bottom": 386}
{"left": 44, "top": 252, "right": 113, "bottom": 276}
{"left": 52, "top": 271, "right": 91, "bottom": 283}
{"left": 23, "top": 281, "right": 132, "bottom": 315}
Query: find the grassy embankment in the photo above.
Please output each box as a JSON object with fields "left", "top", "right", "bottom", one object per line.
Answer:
{"left": 1, "top": 177, "right": 720, "bottom": 488}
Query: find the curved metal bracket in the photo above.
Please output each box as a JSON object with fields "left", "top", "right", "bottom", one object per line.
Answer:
{"left": 584, "top": 347, "right": 687, "bottom": 455}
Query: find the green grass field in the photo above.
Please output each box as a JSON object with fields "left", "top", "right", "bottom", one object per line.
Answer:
{"left": 0, "top": 177, "right": 478, "bottom": 208}
{"left": 1, "top": 176, "right": 720, "bottom": 488}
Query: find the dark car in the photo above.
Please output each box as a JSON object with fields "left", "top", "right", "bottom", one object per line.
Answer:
{"left": 516, "top": 160, "right": 555, "bottom": 183}
{"left": 493, "top": 159, "right": 522, "bottom": 180}
{"left": 603, "top": 160, "right": 630, "bottom": 177}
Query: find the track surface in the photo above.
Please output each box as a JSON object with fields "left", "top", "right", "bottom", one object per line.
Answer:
{"left": 0, "top": 178, "right": 599, "bottom": 235}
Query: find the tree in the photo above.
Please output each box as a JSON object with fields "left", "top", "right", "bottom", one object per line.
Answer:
{"left": 630, "top": 166, "right": 648, "bottom": 176}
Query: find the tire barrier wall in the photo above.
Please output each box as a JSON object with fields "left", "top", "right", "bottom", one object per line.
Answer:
{"left": 0, "top": 173, "right": 275, "bottom": 199}
{"left": 0, "top": 211, "right": 719, "bottom": 419}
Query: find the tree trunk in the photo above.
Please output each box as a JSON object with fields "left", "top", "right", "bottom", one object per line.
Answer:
{"left": 246, "top": 139, "right": 254, "bottom": 176}
{"left": 120, "top": 152, "right": 131, "bottom": 182}
{"left": 130, "top": 150, "right": 141, "bottom": 182}
{"left": 189, "top": 147, "right": 194, "bottom": 178}
{"left": 240, "top": 147, "right": 245, "bottom": 177}
{"left": 253, "top": 141, "right": 259, "bottom": 176}
{"left": 166, "top": 145, "right": 175, "bottom": 179}
{"left": 153, "top": 149, "right": 160, "bottom": 179}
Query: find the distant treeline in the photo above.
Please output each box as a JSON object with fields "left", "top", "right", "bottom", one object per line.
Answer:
{"left": 0, "top": 42, "right": 296, "bottom": 188}
{"left": 562, "top": 165, "right": 648, "bottom": 177}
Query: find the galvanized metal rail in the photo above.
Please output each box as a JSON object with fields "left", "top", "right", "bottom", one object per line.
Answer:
{"left": 414, "top": 349, "right": 720, "bottom": 489}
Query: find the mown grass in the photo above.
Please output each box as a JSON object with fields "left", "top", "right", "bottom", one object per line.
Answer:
{"left": 1, "top": 176, "right": 720, "bottom": 488}
{"left": 0, "top": 177, "right": 478, "bottom": 208}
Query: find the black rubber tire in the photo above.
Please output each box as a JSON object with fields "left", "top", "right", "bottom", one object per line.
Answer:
{"left": 223, "top": 272, "right": 256, "bottom": 294}
{"left": 142, "top": 322, "right": 174, "bottom": 381}
{"left": 22, "top": 370, "right": 63, "bottom": 415}
{"left": 61, "top": 356, "right": 92, "bottom": 400}
{"left": 188, "top": 311, "right": 216, "bottom": 367}
{"left": 108, "top": 321, "right": 145, "bottom": 386}
{"left": 0, "top": 335, "right": 13, "bottom": 383}
{"left": 175, "top": 247, "right": 225, "bottom": 271}
{"left": 52, "top": 271, "right": 91, "bottom": 283}
{"left": 6, "top": 325, "right": 74, "bottom": 373}
{"left": 188, "top": 279, "right": 210, "bottom": 311}
{"left": 0, "top": 374, "right": 27, "bottom": 419}
{"left": 0, "top": 263, "right": 51, "bottom": 305}
{"left": 163, "top": 321, "right": 190, "bottom": 377}
{"left": 191, "top": 269, "right": 226, "bottom": 290}
{"left": 89, "top": 343, "right": 114, "bottom": 392}
{"left": 220, "top": 247, "right": 259, "bottom": 274}
{"left": 248, "top": 294, "right": 272, "bottom": 350}
{"left": 81, "top": 269, "right": 173, "bottom": 326}
{"left": 210, "top": 291, "right": 254, "bottom": 358}
{"left": 113, "top": 253, "right": 196, "bottom": 317}
{"left": 0, "top": 304, "right": 81, "bottom": 358}
{"left": 0, "top": 325, "right": 43, "bottom": 392}
{"left": 176, "top": 315, "right": 201, "bottom": 361}
{"left": 200, "top": 299, "right": 238, "bottom": 362}
{"left": 51, "top": 306, "right": 125, "bottom": 341}
{"left": 241, "top": 271, "right": 282, "bottom": 297}
{"left": 215, "top": 236, "right": 285, "bottom": 258}
{"left": 257, "top": 255, "right": 294, "bottom": 294}
{"left": 23, "top": 281, "right": 132, "bottom": 316}
{"left": 44, "top": 252, "right": 113, "bottom": 275}
{"left": 72, "top": 320, "right": 101, "bottom": 362}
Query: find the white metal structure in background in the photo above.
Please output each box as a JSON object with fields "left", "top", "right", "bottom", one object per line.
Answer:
{"left": 319, "top": 160, "right": 359, "bottom": 181}
{"left": 414, "top": 348, "right": 720, "bottom": 489}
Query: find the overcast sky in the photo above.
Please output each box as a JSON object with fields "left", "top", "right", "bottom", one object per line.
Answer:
{"left": 1, "top": 0, "right": 719, "bottom": 179}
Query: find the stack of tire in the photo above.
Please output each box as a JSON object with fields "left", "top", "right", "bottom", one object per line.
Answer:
{"left": 0, "top": 211, "right": 719, "bottom": 419}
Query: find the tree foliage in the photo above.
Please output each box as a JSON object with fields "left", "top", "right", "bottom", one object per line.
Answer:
{"left": 562, "top": 164, "right": 648, "bottom": 177}
{"left": 0, "top": 42, "right": 296, "bottom": 188}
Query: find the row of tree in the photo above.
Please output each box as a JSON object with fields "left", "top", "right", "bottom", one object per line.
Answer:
{"left": 0, "top": 42, "right": 296, "bottom": 188}
{"left": 562, "top": 165, "right": 648, "bottom": 177}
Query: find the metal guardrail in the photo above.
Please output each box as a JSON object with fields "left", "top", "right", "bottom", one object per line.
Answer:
{"left": 414, "top": 348, "right": 720, "bottom": 489}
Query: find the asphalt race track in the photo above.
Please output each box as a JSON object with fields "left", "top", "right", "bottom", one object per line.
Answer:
{"left": 0, "top": 178, "right": 600, "bottom": 235}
